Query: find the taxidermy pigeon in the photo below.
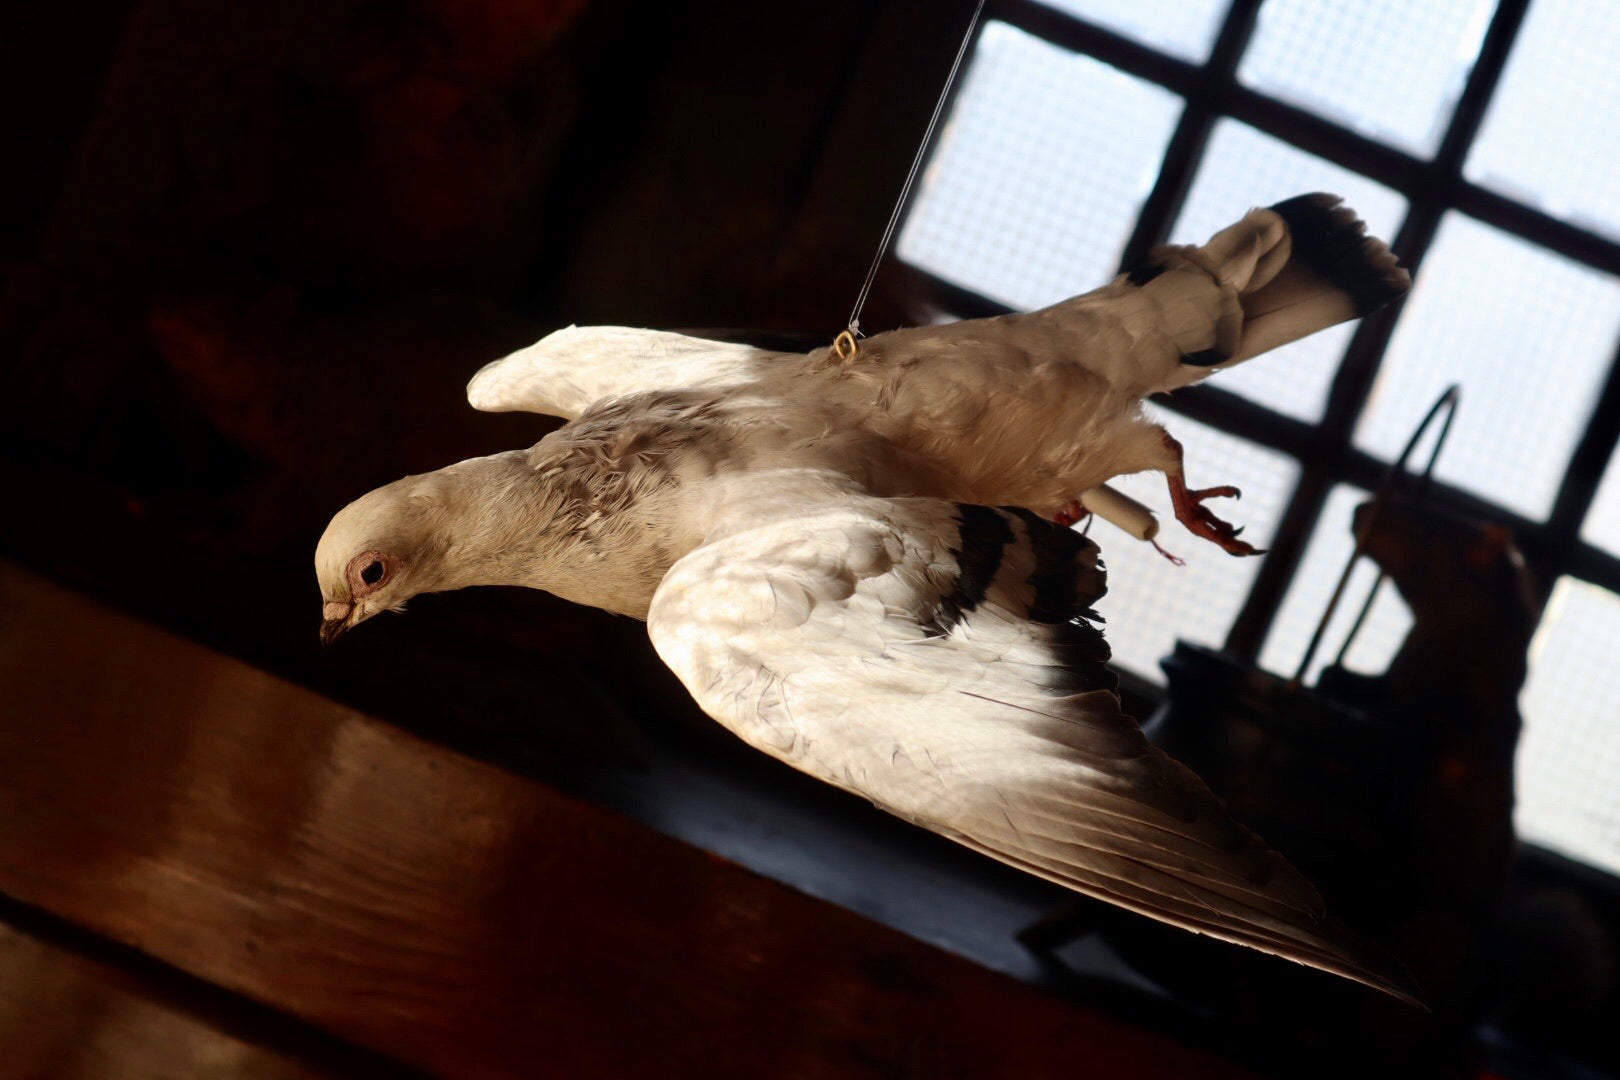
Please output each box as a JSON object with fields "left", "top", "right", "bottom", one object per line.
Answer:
{"left": 317, "top": 194, "right": 1416, "bottom": 1000}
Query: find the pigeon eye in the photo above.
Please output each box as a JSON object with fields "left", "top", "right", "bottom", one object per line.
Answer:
{"left": 347, "top": 551, "right": 395, "bottom": 595}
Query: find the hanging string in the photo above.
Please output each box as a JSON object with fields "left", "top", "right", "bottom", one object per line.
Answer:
{"left": 834, "top": 0, "right": 987, "bottom": 364}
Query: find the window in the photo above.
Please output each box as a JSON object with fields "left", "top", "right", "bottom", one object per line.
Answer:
{"left": 894, "top": 0, "right": 1620, "bottom": 878}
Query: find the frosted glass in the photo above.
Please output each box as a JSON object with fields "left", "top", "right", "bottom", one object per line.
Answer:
{"left": 1467, "top": 0, "right": 1620, "bottom": 242}
{"left": 1037, "top": 0, "right": 1228, "bottom": 62}
{"left": 1259, "top": 484, "right": 1413, "bottom": 686}
{"left": 1168, "top": 119, "right": 1408, "bottom": 421}
{"left": 898, "top": 22, "right": 1182, "bottom": 311}
{"left": 1356, "top": 214, "right": 1620, "bottom": 520}
{"left": 1518, "top": 578, "right": 1620, "bottom": 876}
{"left": 1580, "top": 450, "right": 1620, "bottom": 558}
{"left": 1087, "top": 407, "right": 1298, "bottom": 683}
{"left": 1237, "top": 0, "right": 1495, "bottom": 155}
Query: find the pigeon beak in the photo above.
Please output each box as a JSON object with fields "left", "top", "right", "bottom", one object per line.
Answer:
{"left": 320, "top": 601, "right": 355, "bottom": 646}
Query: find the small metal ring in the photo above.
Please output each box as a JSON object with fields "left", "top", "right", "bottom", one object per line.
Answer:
{"left": 832, "top": 329, "right": 859, "bottom": 363}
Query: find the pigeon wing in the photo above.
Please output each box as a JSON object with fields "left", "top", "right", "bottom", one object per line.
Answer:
{"left": 466, "top": 325, "right": 782, "bottom": 419}
{"left": 647, "top": 488, "right": 1418, "bottom": 1003}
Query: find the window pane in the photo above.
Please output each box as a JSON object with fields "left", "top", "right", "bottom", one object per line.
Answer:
{"left": 1519, "top": 578, "right": 1620, "bottom": 876}
{"left": 1355, "top": 214, "right": 1620, "bottom": 520}
{"left": 1580, "top": 449, "right": 1620, "bottom": 558}
{"left": 897, "top": 22, "right": 1182, "bottom": 311}
{"left": 1089, "top": 407, "right": 1298, "bottom": 683}
{"left": 1036, "top": 0, "right": 1229, "bottom": 63}
{"left": 1466, "top": 0, "right": 1620, "bottom": 242}
{"left": 1167, "top": 120, "right": 1408, "bottom": 421}
{"left": 1258, "top": 484, "right": 1413, "bottom": 685}
{"left": 1237, "top": 0, "right": 1495, "bottom": 155}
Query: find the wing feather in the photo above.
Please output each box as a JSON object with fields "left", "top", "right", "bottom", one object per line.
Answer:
{"left": 648, "top": 488, "right": 1418, "bottom": 1004}
{"left": 467, "top": 325, "right": 778, "bottom": 419}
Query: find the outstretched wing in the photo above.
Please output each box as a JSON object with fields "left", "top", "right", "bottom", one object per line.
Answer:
{"left": 466, "top": 325, "right": 785, "bottom": 419}
{"left": 647, "top": 487, "right": 1417, "bottom": 1003}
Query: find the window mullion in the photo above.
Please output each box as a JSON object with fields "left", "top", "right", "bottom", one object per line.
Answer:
{"left": 1116, "top": 0, "right": 1264, "bottom": 269}
{"left": 1221, "top": 0, "right": 1539, "bottom": 663}
{"left": 1543, "top": 338, "right": 1620, "bottom": 593}
{"left": 1320, "top": 0, "right": 1532, "bottom": 447}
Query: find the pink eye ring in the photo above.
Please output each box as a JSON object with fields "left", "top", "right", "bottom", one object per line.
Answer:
{"left": 346, "top": 551, "right": 398, "bottom": 596}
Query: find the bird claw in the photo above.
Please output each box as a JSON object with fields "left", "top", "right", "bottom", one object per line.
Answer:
{"left": 1161, "top": 432, "right": 1264, "bottom": 557}
{"left": 1170, "top": 482, "right": 1264, "bottom": 556}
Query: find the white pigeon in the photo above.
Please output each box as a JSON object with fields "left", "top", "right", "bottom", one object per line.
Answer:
{"left": 317, "top": 194, "right": 1417, "bottom": 1001}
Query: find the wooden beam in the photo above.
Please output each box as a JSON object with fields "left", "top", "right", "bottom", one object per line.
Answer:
{"left": 0, "top": 560, "right": 1255, "bottom": 1077}
{"left": 0, "top": 918, "right": 370, "bottom": 1079}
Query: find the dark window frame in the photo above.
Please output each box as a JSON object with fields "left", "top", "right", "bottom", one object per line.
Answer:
{"left": 895, "top": 0, "right": 1620, "bottom": 891}
{"left": 906, "top": 0, "right": 1620, "bottom": 649}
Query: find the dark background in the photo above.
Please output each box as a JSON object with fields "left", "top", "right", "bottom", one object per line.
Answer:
{"left": 0, "top": 0, "right": 977, "bottom": 754}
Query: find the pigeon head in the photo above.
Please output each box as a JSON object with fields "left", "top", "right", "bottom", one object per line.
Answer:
{"left": 315, "top": 472, "right": 458, "bottom": 645}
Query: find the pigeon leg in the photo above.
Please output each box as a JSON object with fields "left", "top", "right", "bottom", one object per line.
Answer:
{"left": 1163, "top": 433, "right": 1265, "bottom": 556}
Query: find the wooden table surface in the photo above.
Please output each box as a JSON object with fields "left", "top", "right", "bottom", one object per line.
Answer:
{"left": 0, "top": 560, "right": 1258, "bottom": 1078}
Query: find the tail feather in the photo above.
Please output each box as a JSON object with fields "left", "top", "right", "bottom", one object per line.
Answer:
{"left": 1138, "top": 193, "right": 1409, "bottom": 391}
{"left": 1234, "top": 193, "right": 1409, "bottom": 362}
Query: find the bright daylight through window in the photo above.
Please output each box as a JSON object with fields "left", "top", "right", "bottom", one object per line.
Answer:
{"left": 896, "top": 0, "right": 1620, "bottom": 877}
